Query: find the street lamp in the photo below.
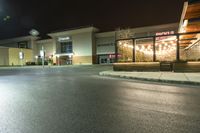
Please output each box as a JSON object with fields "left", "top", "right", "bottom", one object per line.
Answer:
{"left": 29, "top": 29, "right": 42, "bottom": 67}
{"left": 29, "top": 29, "right": 39, "bottom": 36}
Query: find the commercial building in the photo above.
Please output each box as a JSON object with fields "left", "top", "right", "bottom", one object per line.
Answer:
{"left": 36, "top": 27, "right": 98, "bottom": 65}
{"left": 0, "top": 23, "right": 178, "bottom": 66}
{"left": 0, "top": 27, "right": 98, "bottom": 66}
{"left": 0, "top": 0, "right": 199, "bottom": 72}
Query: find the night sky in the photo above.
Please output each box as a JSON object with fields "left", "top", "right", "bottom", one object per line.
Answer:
{"left": 0, "top": 0, "right": 186, "bottom": 39}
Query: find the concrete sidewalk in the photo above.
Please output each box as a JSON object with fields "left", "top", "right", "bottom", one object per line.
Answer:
{"left": 99, "top": 71, "right": 200, "bottom": 85}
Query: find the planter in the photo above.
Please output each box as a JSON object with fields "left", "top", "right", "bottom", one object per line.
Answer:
{"left": 113, "top": 62, "right": 160, "bottom": 71}
{"left": 173, "top": 62, "right": 200, "bottom": 72}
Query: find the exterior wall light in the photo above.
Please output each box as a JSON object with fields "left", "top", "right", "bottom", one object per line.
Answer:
{"left": 183, "top": 20, "right": 188, "bottom": 27}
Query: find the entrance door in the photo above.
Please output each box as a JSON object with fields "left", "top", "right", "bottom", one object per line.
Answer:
{"left": 59, "top": 56, "right": 72, "bottom": 65}
{"left": 99, "top": 56, "right": 108, "bottom": 64}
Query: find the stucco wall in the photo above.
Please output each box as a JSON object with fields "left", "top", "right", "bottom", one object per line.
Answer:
{"left": 73, "top": 56, "right": 93, "bottom": 65}
{"left": 0, "top": 48, "right": 9, "bottom": 66}
{"left": 73, "top": 32, "right": 93, "bottom": 56}
{"left": 8, "top": 48, "right": 33, "bottom": 65}
{"left": 36, "top": 40, "right": 55, "bottom": 57}
{"left": 72, "top": 32, "right": 93, "bottom": 64}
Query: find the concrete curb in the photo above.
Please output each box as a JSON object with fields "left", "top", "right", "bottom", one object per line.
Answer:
{"left": 99, "top": 72, "right": 200, "bottom": 86}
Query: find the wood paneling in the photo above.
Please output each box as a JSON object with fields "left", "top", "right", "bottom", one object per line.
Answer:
{"left": 185, "top": 3, "right": 200, "bottom": 20}
{"left": 186, "top": 21, "right": 200, "bottom": 32}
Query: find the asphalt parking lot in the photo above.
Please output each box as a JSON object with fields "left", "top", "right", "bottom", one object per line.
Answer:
{"left": 0, "top": 65, "right": 200, "bottom": 133}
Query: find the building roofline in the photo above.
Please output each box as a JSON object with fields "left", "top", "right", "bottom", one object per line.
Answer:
{"left": 0, "top": 46, "right": 9, "bottom": 49}
{"left": 0, "top": 35, "right": 40, "bottom": 45}
{"left": 125, "top": 23, "right": 179, "bottom": 32}
{"left": 36, "top": 38, "right": 53, "bottom": 44}
{"left": 50, "top": 25, "right": 97, "bottom": 34}
{"left": 96, "top": 23, "right": 179, "bottom": 38}
{"left": 48, "top": 26, "right": 99, "bottom": 37}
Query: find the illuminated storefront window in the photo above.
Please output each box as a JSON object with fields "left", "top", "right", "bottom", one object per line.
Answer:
{"left": 155, "top": 35, "right": 177, "bottom": 61}
{"left": 116, "top": 32, "right": 200, "bottom": 63}
{"left": 179, "top": 34, "right": 200, "bottom": 61}
{"left": 135, "top": 38, "right": 153, "bottom": 62}
{"left": 117, "top": 40, "right": 133, "bottom": 62}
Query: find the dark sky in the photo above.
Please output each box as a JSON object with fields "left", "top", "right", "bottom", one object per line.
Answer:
{"left": 0, "top": 0, "right": 186, "bottom": 39}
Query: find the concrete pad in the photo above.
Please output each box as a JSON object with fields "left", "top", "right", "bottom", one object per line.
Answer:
{"left": 119, "top": 72, "right": 142, "bottom": 78}
{"left": 136, "top": 72, "right": 161, "bottom": 80}
{"left": 184, "top": 73, "right": 200, "bottom": 83}
{"left": 160, "top": 72, "right": 188, "bottom": 82}
{"left": 99, "top": 71, "right": 200, "bottom": 85}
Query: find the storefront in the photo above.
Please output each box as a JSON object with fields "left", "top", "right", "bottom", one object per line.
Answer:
{"left": 114, "top": 0, "right": 200, "bottom": 72}
{"left": 117, "top": 32, "right": 179, "bottom": 63}
{"left": 48, "top": 27, "right": 98, "bottom": 65}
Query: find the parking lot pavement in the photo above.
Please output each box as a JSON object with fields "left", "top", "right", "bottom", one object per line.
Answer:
{"left": 0, "top": 65, "right": 200, "bottom": 133}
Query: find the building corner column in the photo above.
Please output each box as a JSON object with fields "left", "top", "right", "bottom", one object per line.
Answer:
{"left": 176, "top": 35, "right": 180, "bottom": 62}
{"left": 153, "top": 37, "right": 156, "bottom": 62}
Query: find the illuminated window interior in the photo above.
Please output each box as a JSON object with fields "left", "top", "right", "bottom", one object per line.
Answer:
{"left": 135, "top": 38, "right": 153, "bottom": 62}
{"left": 117, "top": 40, "right": 133, "bottom": 62}
{"left": 155, "top": 35, "right": 177, "bottom": 61}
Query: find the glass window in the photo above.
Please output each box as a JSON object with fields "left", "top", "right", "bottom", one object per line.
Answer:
{"left": 179, "top": 34, "right": 200, "bottom": 61}
{"left": 61, "top": 42, "right": 73, "bottom": 53}
{"left": 117, "top": 40, "right": 133, "bottom": 62}
{"left": 155, "top": 35, "right": 177, "bottom": 61}
{"left": 135, "top": 38, "right": 153, "bottom": 62}
{"left": 18, "top": 41, "right": 28, "bottom": 49}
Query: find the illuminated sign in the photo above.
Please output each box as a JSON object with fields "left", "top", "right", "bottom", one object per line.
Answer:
{"left": 109, "top": 54, "right": 116, "bottom": 59}
{"left": 58, "top": 37, "right": 71, "bottom": 42}
{"left": 156, "top": 31, "right": 175, "bottom": 36}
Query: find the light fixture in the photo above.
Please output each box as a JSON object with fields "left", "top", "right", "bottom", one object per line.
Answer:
{"left": 128, "top": 45, "right": 133, "bottom": 49}
{"left": 136, "top": 46, "right": 139, "bottom": 50}
{"left": 29, "top": 29, "right": 40, "bottom": 36}
{"left": 142, "top": 45, "right": 145, "bottom": 50}
{"left": 183, "top": 20, "right": 188, "bottom": 27}
{"left": 180, "top": 28, "right": 186, "bottom": 33}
